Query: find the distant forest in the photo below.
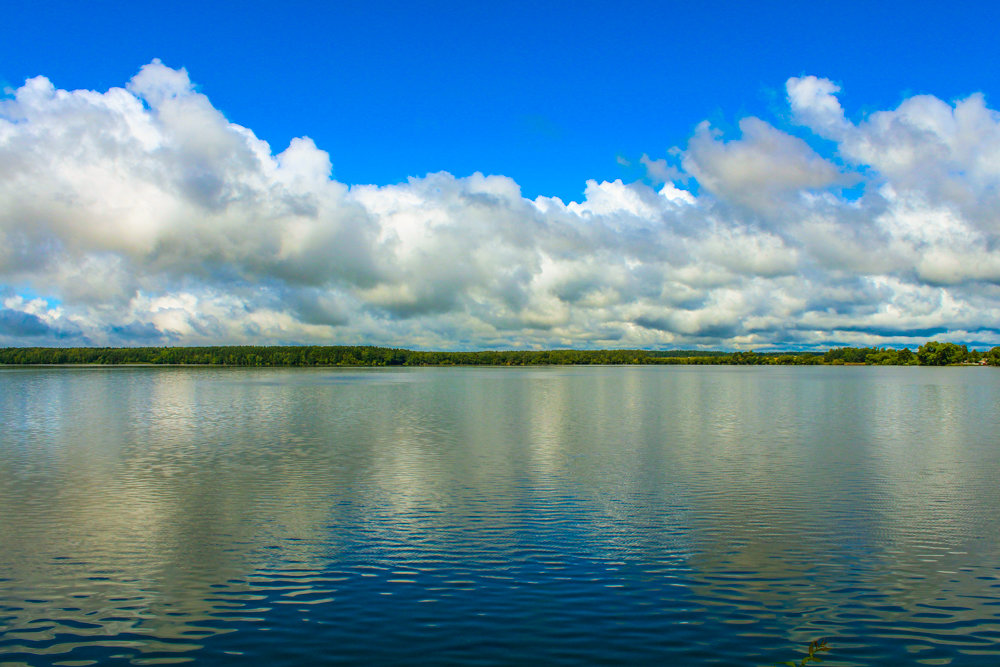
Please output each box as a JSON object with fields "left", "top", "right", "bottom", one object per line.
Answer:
{"left": 2, "top": 341, "right": 999, "bottom": 367}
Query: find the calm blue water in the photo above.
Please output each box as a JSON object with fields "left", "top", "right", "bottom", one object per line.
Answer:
{"left": 1, "top": 365, "right": 1000, "bottom": 665}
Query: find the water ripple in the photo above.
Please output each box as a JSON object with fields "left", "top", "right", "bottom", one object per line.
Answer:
{"left": 3, "top": 366, "right": 1000, "bottom": 664}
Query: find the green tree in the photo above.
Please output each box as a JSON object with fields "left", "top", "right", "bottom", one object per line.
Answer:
{"left": 896, "top": 347, "right": 915, "bottom": 365}
{"left": 916, "top": 341, "right": 969, "bottom": 365}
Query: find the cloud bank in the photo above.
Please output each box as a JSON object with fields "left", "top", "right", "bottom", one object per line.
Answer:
{"left": 1, "top": 62, "right": 999, "bottom": 349}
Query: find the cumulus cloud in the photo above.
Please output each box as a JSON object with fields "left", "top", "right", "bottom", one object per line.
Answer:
{"left": 789, "top": 76, "right": 1000, "bottom": 232}
{"left": 1, "top": 64, "right": 999, "bottom": 349}
{"left": 787, "top": 75, "right": 850, "bottom": 139}
{"left": 683, "top": 117, "right": 848, "bottom": 213}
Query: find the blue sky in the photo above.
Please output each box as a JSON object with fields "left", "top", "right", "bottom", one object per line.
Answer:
{"left": 6, "top": 1, "right": 1000, "bottom": 200}
{"left": 2, "top": 2, "right": 1000, "bottom": 349}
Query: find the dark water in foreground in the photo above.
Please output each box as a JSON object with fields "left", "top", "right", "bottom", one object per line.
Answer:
{"left": 1, "top": 365, "right": 1000, "bottom": 665}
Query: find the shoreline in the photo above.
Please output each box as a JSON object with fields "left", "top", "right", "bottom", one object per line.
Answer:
{"left": 1, "top": 342, "right": 997, "bottom": 367}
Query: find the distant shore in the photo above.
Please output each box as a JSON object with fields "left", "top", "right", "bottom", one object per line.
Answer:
{"left": 2, "top": 342, "right": 998, "bottom": 367}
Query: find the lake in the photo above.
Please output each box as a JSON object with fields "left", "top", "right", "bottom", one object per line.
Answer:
{"left": 1, "top": 365, "right": 999, "bottom": 665}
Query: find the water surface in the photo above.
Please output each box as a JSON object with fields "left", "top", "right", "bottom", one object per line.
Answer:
{"left": 2, "top": 365, "right": 1000, "bottom": 665}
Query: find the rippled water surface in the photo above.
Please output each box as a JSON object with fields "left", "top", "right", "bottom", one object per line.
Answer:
{"left": 2, "top": 365, "right": 1000, "bottom": 665}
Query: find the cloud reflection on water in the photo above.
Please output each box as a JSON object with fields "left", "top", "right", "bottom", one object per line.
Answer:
{"left": 1, "top": 366, "right": 999, "bottom": 664}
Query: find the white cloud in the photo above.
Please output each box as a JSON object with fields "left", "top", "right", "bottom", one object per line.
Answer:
{"left": 790, "top": 76, "right": 1000, "bottom": 233}
{"left": 786, "top": 75, "right": 849, "bottom": 139}
{"left": 682, "top": 117, "right": 847, "bottom": 213}
{"left": 1, "top": 62, "right": 1000, "bottom": 349}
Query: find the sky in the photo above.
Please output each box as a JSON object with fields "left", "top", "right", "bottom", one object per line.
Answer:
{"left": 2, "top": 1, "right": 1000, "bottom": 350}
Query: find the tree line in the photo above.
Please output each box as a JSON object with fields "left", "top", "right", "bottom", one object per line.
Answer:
{"left": 1, "top": 341, "right": 998, "bottom": 367}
